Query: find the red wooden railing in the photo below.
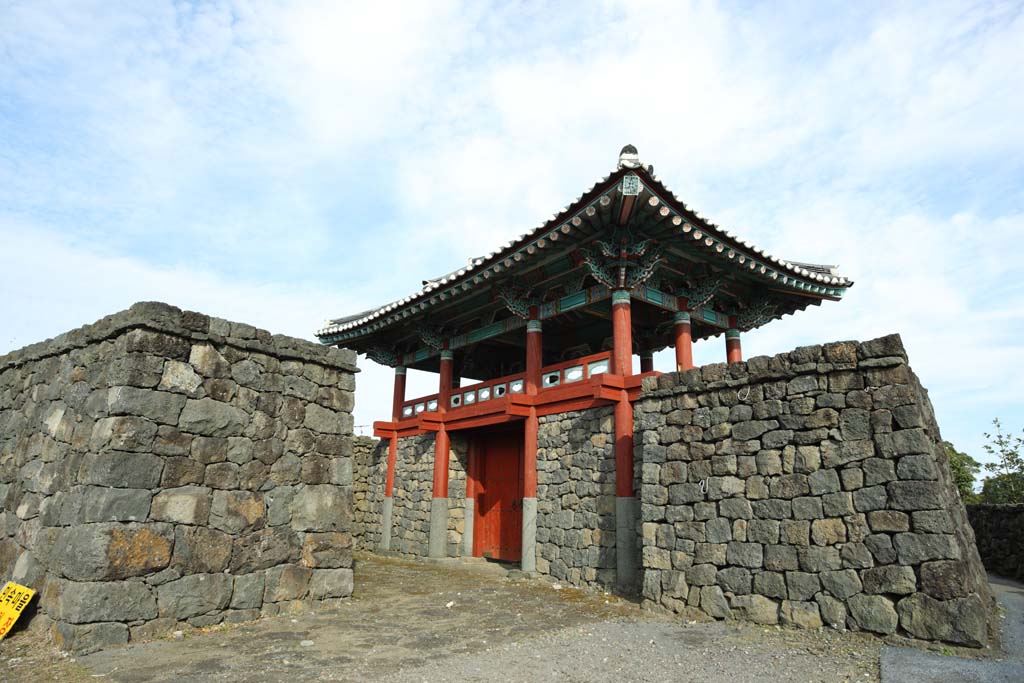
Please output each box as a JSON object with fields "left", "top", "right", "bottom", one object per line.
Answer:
{"left": 399, "top": 351, "right": 612, "bottom": 420}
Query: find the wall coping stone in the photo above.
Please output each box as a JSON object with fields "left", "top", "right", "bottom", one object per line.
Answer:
{"left": 0, "top": 301, "right": 359, "bottom": 373}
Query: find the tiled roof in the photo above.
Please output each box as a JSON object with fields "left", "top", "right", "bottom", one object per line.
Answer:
{"left": 318, "top": 149, "right": 851, "bottom": 341}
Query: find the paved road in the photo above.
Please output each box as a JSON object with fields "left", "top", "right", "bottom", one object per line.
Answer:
{"left": 880, "top": 575, "right": 1024, "bottom": 683}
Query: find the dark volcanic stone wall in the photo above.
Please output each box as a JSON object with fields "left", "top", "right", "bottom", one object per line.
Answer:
{"left": 536, "top": 406, "right": 619, "bottom": 588}
{"left": 0, "top": 302, "right": 358, "bottom": 653}
{"left": 387, "top": 434, "right": 467, "bottom": 557}
{"left": 966, "top": 504, "right": 1024, "bottom": 581}
{"left": 634, "top": 334, "right": 994, "bottom": 647}
{"left": 352, "top": 436, "right": 386, "bottom": 551}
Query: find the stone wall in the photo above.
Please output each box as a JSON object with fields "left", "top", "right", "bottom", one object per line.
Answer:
{"left": 0, "top": 302, "right": 358, "bottom": 653}
{"left": 352, "top": 436, "right": 386, "bottom": 551}
{"left": 387, "top": 433, "right": 467, "bottom": 557}
{"left": 536, "top": 406, "right": 619, "bottom": 588}
{"left": 966, "top": 504, "right": 1024, "bottom": 581}
{"left": 634, "top": 334, "right": 994, "bottom": 647}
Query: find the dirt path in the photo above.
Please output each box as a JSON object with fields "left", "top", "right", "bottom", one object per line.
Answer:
{"left": 3, "top": 553, "right": 886, "bottom": 682}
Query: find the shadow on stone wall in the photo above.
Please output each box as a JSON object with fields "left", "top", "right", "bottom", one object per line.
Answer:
{"left": 966, "top": 504, "right": 1024, "bottom": 582}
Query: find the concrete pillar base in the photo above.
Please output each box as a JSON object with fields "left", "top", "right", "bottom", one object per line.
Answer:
{"left": 428, "top": 497, "right": 448, "bottom": 558}
{"left": 616, "top": 495, "right": 639, "bottom": 591}
{"left": 521, "top": 497, "right": 537, "bottom": 572}
{"left": 379, "top": 496, "right": 394, "bottom": 552}
{"left": 463, "top": 497, "right": 475, "bottom": 557}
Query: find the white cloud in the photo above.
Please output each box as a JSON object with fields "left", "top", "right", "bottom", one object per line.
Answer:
{"left": 2, "top": 0, "right": 1022, "bottom": 468}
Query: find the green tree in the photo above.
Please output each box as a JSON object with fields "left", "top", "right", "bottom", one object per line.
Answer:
{"left": 979, "top": 418, "right": 1024, "bottom": 504}
{"left": 944, "top": 441, "right": 981, "bottom": 501}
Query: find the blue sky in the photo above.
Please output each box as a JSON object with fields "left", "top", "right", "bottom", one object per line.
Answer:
{"left": 2, "top": 1, "right": 1022, "bottom": 472}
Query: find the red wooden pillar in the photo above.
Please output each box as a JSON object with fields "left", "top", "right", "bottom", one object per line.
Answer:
{"left": 674, "top": 301, "right": 694, "bottom": 371}
{"left": 639, "top": 352, "right": 654, "bottom": 373}
{"left": 380, "top": 366, "right": 405, "bottom": 552}
{"left": 725, "top": 319, "right": 742, "bottom": 364}
{"left": 610, "top": 289, "right": 637, "bottom": 588}
{"left": 611, "top": 290, "right": 633, "bottom": 376}
{"left": 522, "top": 314, "right": 541, "bottom": 572}
{"left": 428, "top": 349, "right": 454, "bottom": 558}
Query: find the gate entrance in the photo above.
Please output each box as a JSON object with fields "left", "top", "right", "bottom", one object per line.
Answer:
{"left": 472, "top": 427, "right": 523, "bottom": 562}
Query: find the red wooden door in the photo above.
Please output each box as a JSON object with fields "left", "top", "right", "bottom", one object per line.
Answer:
{"left": 474, "top": 430, "right": 522, "bottom": 562}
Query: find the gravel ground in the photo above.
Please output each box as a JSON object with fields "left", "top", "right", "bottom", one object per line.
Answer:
{"left": 3, "top": 552, "right": 989, "bottom": 683}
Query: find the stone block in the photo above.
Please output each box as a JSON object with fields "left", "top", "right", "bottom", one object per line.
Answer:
{"left": 780, "top": 600, "right": 823, "bottom": 629}
{"left": 52, "top": 621, "right": 129, "bottom": 654}
{"left": 726, "top": 542, "right": 763, "bottom": 568}
{"left": 179, "top": 398, "right": 248, "bottom": 437}
{"left": 819, "top": 569, "right": 861, "bottom": 599}
{"left": 189, "top": 344, "right": 231, "bottom": 378}
{"left": 699, "top": 585, "right": 731, "bottom": 618}
{"left": 230, "top": 527, "right": 300, "bottom": 573}
{"left": 847, "top": 594, "right": 898, "bottom": 634}
{"left": 53, "top": 523, "right": 173, "bottom": 581}
{"left": 811, "top": 518, "right": 846, "bottom": 546}
{"left": 861, "top": 565, "right": 916, "bottom": 595}
{"left": 210, "top": 490, "right": 266, "bottom": 534}
{"left": 719, "top": 498, "right": 752, "bottom": 520}
{"left": 106, "top": 386, "right": 186, "bottom": 425}
{"left": 808, "top": 469, "right": 840, "bottom": 496}
{"left": 897, "top": 593, "right": 987, "bottom": 647}
{"left": 887, "top": 481, "right": 943, "bottom": 511}
{"left": 770, "top": 474, "right": 809, "bottom": 500}
{"left": 309, "top": 568, "right": 354, "bottom": 599}
{"left": 785, "top": 571, "right": 820, "bottom": 600}
{"left": 792, "top": 496, "right": 823, "bottom": 520}
{"left": 717, "top": 567, "right": 752, "bottom": 594}
{"left": 291, "top": 484, "right": 352, "bottom": 532}
{"left": 264, "top": 564, "right": 312, "bottom": 602}
{"left": 159, "top": 360, "right": 203, "bottom": 396}
{"left": 704, "top": 518, "right": 731, "bottom": 543}
{"left": 90, "top": 415, "right": 161, "bottom": 454}
{"left": 57, "top": 580, "right": 157, "bottom": 623}
{"left": 918, "top": 560, "right": 969, "bottom": 599}
{"left": 798, "top": 546, "right": 841, "bottom": 572}
{"left": 161, "top": 456, "right": 205, "bottom": 487}
{"left": 172, "top": 526, "right": 233, "bottom": 573}
{"left": 852, "top": 486, "right": 887, "bottom": 512}
{"left": 301, "top": 532, "right": 353, "bottom": 568}
{"left": 862, "top": 458, "right": 896, "bottom": 486}
{"left": 765, "top": 545, "right": 799, "bottom": 572}
{"left": 781, "top": 520, "right": 810, "bottom": 545}
{"left": 867, "top": 510, "right": 909, "bottom": 533}
{"left": 157, "top": 573, "right": 233, "bottom": 619}
{"left": 230, "top": 572, "right": 266, "bottom": 609}
{"left": 151, "top": 486, "right": 212, "bottom": 525}
{"left": 896, "top": 454, "right": 938, "bottom": 481}
{"left": 822, "top": 492, "right": 854, "bottom": 517}
{"left": 729, "top": 594, "right": 778, "bottom": 624}
{"left": 75, "top": 486, "right": 153, "bottom": 523}
{"left": 893, "top": 533, "right": 959, "bottom": 564}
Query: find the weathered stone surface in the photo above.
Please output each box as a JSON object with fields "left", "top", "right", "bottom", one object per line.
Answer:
{"left": 729, "top": 594, "right": 778, "bottom": 624}
{"left": 107, "top": 386, "right": 186, "bottom": 425}
{"left": 897, "top": 593, "right": 987, "bottom": 647}
{"left": 179, "top": 398, "right": 248, "bottom": 437}
{"left": 89, "top": 417, "right": 159, "bottom": 453}
{"left": 52, "top": 621, "right": 129, "bottom": 654}
{"left": 300, "top": 532, "right": 353, "bottom": 568}
{"left": 172, "top": 526, "right": 233, "bottom": 573}
{"left": 780, "top": 600, "right": 823, "bottom": 629}
{"left": 151, "top": 486, "right": 211, "bottom": 525}
{"left": 158, "top": 360, "right": 203, "bottom": 396}
{"left": 58, "top": 580, "right": 157, "bottom": 623}
{"left": 699, "top": 585, "right": 731, "bottom": 618}
{"left": 847, "top": 594, "right": 898, "bottom": 634}
{"left": 189, "top": 344, "right": 231, "bottom": 378}
{"left": 230, "top": 572, "right": 266, "bottom": 609}
{"left": 887, "top": 481, "right": 943, "bottom": 511}
{"left": 210, "top": 490, "right": 266, "bottom": 534}
{"left": 308, "top": 568, "right": 354, "bottom": 600}
{"left": 918, "top": 560, "right": 969, "bottom": 599}
{"left": 819, "top": 569, "right": 861, "bottom": 599}
{"left": 862, "top": 565, "right": 916, "bottom": 595}
{"left": 230, "top": 527, "right": 300, "bottom": 573}
{"left": 53, "top": 523, "right": 173, "bottom": 580}
{"left": 157, "top": 573, "right": 233, "bottom": 619}
{"left": 291, "top": 485, "right": 352, "bottom": 532}
{"left": 892, "top": 533, "right": 959, "bottom": 564}
{"left": 264, "top": 564, "right": 312, "bottom": 602}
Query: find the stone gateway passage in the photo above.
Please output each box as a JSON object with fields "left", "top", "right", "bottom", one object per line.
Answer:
{"left": 337, "top": 147, "right": 994, "bottom": 647}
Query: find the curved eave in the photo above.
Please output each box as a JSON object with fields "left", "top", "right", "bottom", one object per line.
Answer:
{"left": 317, "top": 165, "right": 852, "bottom": 346}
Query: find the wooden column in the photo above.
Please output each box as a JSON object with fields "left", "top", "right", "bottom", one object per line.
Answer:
{"left": 611, "top": 290, "right": 633, "bottom": 376}
{"left": 611, "top": 290, "right": 637, "bottom": 589}
{"left": 639, "top": 351, "right": 654, "bottom": 373}
{"left": 522, "top": 314, "right": 541, "bottom": 572}
{"left": 385, "top": 366, "right": 405, "bottom": 498}
{"left": 674, "top": 304, "right": 694, "bottom": 372}
{"left": 428, "top": 350, "right": 454, "bottom": 558}
{"left": 725, "top": 320, "right": 742, "bottom": 364}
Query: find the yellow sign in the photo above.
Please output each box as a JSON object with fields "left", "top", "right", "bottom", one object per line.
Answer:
{"left": 0, "top": 581, "right": 36, "bottom": 640}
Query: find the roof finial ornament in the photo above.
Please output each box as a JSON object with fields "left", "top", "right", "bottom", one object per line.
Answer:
{"left": 618, "top": 144, "right": 640, "bottom": 169}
